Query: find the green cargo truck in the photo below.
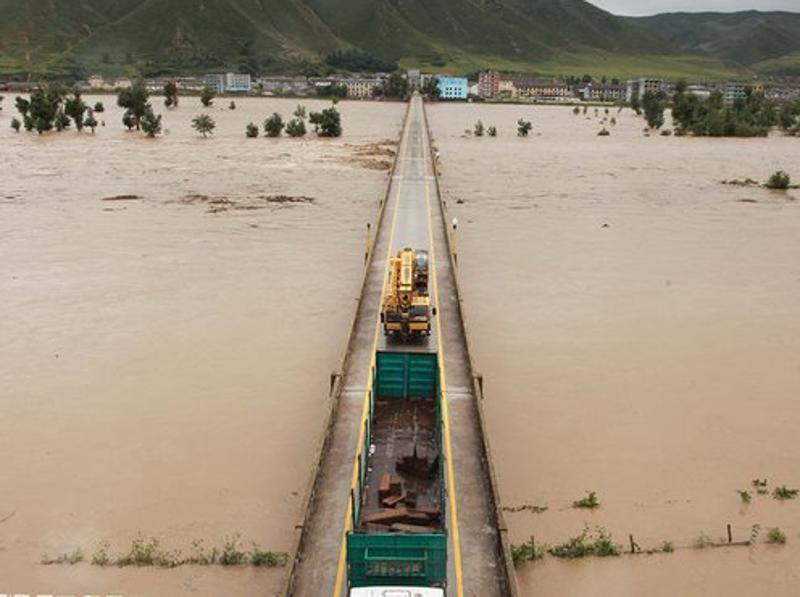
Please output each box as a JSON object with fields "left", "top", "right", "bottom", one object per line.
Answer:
{"left": 346, "top": 350, "right": 447, "bottom": 597}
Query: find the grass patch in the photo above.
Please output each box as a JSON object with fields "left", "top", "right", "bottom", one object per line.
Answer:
{"left": 511, "top": 537, "right": 546, "bottom": 566}
{"left": 772, "top": 486, "right": 799, "bottom": 501}
{"left": 41, "top": 548, "right": 84, "bottom": 565}
{"left": 249, "top": 545, "right": 289, "bottom": 567}
{"left": 766, "top": 527, "right": 787, "bottom": 545}
{"left": 738, "top": 490, "right": 752, "bottom": 504}
{"left": 752, "top": 478, "right": 769, "bottom": 495}
{"left": 572, "top": 491, "right": 600, "bottom": 509}
{"left": 693, "top": 533, "right": 715, "bottom": 549}
{"left": 549, "top": 527, "right": 621, "bottom": 559}
{"left": 219, "top": 534, "right": 246, "bottom": 566}
{"left": 45, "top": 534, "right": 289, "bottom": 569}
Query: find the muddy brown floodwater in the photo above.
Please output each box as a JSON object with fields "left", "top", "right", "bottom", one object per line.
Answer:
{"left": 0, "top": 96, "right": 404, "bottom": 596}
{"left": 427, "top": 102, "right": 800, "bottom": 596}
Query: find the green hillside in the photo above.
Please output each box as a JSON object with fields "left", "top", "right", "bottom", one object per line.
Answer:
{"left": 0, "top": 0, "right": 797, "bottom": 80}
{"left": 630, "top": 11, "right": 800, "bottom": 74}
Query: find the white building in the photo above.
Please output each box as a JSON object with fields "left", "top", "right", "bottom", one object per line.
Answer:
{"left": 344, "top": 78, "right": 382, "bottom": 99}
{"left": 225, "top": 73, "right": 252, "bottom": 93}
{"left": 204, "top": 73, "right": 252, "bottom": 94}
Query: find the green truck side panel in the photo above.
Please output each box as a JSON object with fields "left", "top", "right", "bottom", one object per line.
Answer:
{"left": 347, "top": 350, "right": 446, "bottom": 590}
{"left": 347, "top": 533, "right": 447, "bottom": 588}
{"left": 375, "top": 351, "right": 437, "bottom": 399}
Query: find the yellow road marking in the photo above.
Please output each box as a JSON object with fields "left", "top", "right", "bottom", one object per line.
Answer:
{"left": 332, "top": 104, "right": 411, "bottom": 597}
{"left": 421, "top": 104, "right": 465, "bottom": 597}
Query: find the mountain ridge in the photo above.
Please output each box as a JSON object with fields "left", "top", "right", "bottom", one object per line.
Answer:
{"left": 0, "top": 1, "right": 798, "bottom": 79}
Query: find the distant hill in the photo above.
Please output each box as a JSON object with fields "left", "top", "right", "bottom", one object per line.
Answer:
{"left": 0, "top": 0, "right": 798, "bottom": 80}
{"left": 630, "top": 11, "right": 800, "bottom": 76}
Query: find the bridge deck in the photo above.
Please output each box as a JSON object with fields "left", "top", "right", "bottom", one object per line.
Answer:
{"left": 287, "top": 96, "right": 511, "bottom": 597}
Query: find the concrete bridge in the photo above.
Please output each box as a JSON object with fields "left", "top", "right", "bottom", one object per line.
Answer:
{"left": 285, "top": 95, "right": 517, "bottom": 597}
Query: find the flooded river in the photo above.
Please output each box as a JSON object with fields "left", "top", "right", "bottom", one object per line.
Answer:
{"left": 427, "top": 102, "right": 800, "bottom": 596}
{"left": 0, "top": 96, "right": 404, "bottom": 596}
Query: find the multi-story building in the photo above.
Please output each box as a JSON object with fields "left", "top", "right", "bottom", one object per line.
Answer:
{"left": 259, "top": 76, "right": 312, "bottom": 95}
{"left": 582, "top": 83, "right": 626, "bottom": 103}
{"left": 437, "top": 77, "right": 469, "bottom": 100}
{"left": 344, "top": 78, "right": 383, "bottom": 99}
{"left": 204, "top": 73, "right": 252, "bottom": 94}
{"left": 478, "top": 70, "right": 500, "bottom": 99}
{"left": 626, "top": 78, "right": 664, "bottom": 103}
{"left": 225, "top": 73, "right": 252, "bottom": 93}
{"left": 204, "top": 74, "right": 225, "bottom": 94}
{"left": 498, "top": 79, "right": 517, "bottom": 99}
{"left": 513, "top": 77, "right": 573, "bottom": 101}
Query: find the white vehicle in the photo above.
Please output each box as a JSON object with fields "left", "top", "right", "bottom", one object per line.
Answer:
{"left": 350, "top": 588, "right": 445, "bottom": 597}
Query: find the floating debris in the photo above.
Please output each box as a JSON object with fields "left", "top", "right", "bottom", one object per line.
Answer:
{"left": 101, "top": 194, "right": 142, "bottom": 201}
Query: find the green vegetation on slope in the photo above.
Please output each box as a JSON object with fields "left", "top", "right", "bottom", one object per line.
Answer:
{"left": 0, "top": 0, "right": 797, "bottom": 79}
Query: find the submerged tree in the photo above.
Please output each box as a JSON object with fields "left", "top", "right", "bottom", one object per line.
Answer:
{"left": 84, "top": 110, "right": 99, "bottom": 133}
{"left": 64, "top": 92, "right": 88, "bottom": 132}
{"left": 140, "top": 107, "right": 162, "bottom": 137}
{"left": 164, "top": 81, "right": 179, "bottom": 108}
{"left": 286, "top": 118, "right": 307, "bottom": 138}
{"left": 117, "top": 81, "right": 150, "bottom": 131}
{"left": 309, "top": 106, "right": 342, "bottom": 137}
{"left": 201, "top": 85, "right": 215, "bottom": 107}
{"left": 192, "top": 113, "right": 216, "bottom": 137}
{"left": 517, "top": 118, "right": 532, "bottom": 137}
{"left": 263, "top": 112, "right": 285, "bottom": 137}
{"left": 642, "top": 91, "right": 667, "bottom": 129}
{"left": 474, "top": 120, "right": 484, "bottom": 137}
{"left": 245, "top": 122, "right": 259, "bottom": 138}
{"left": 11, "top": 117, "right": 21, "bottom": 132}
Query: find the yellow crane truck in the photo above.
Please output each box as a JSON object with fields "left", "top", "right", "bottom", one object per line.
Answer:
{"left": 381, "top": 248, "right": 432, "bottom": 339}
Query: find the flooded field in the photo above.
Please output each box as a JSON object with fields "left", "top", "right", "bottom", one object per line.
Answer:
{"left": 0, "top": 96, "right": 404, "bottom": 596}
{"left": 427, "top": 102, "right": 800, "bottom": 596}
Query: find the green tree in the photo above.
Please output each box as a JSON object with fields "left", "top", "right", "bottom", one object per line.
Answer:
{"left": 517, "top": 118, "right": 532, "bottom": 137}
{"left": 286, "top": 118, "right": 307, "bottom": 138}
{"left": 263, "top": 113, "right": 284, "bottom": 137}
{"left": 94, "top": 101, "right": 105, "bottom": 113}
{"left": 192, "top": 114, "right": 216, "bottom": 137}
{"left": 122, "top": 111, "right": 135, "bottom": 131}
{"left": 164, "top": 81, "right": 179, "bottom": 108}
{"left": 64, "top": 92, "right": 88, "bottom": 132}
{"left": 316, "top": 84, "right": 347, "bottom": 99}
{"left": 642, "top": 91, "right": 666, "bottom": 129}
{"left": 117, "top": 81, "right": 150, "bottom": 130}
{"left": 20, "top": 85, "right": 66, "bottom": 134}
{"left": 201, "top": 85, "right": 215, "bottom": 107}
{"left": 245, "top": 122, "right": 259, "bottom": 138}
{"left": 11, "top": 117, "right": 21, "bottom": 132}
{"left": 54, "top": 109, "right": 71, "bottom": 132}
{"left": 380, "top": 72, "right": 410, "bottom": 99}
{"left": 630, "top": 95, "right": 641, "bottom": 115}
{"left": 421, "top": 77, "right": 440, "bottom": 100}
{"left": 84, "top": 110, "right": 98, "bottom": 133}
{"left": 309, "top": 106, "right": 342, "bottom": 137}
{"left": 140, "top": 107, "right": 162, "bottom": 137}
